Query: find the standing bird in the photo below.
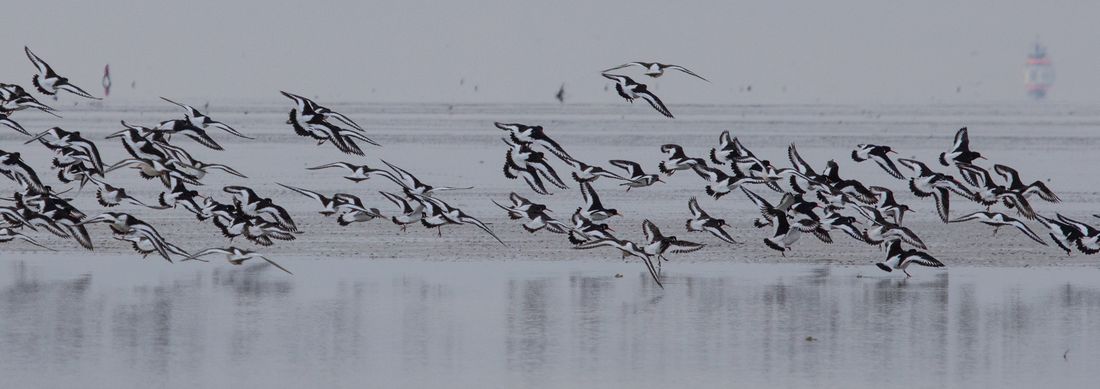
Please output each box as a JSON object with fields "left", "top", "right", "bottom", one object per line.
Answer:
{"left": 685, "top": 197, "right": 738, "bottom": 244}
{"left": 609, "top": 159, "right": 663, "bottom": 191}
{"left": 601, "top": 74, "right": 674, "bottom": 118}
{"left": 658, "top": 144, "right": 705, "bottom": 175}
{"left": 184, "top": 247, "right": 292, "bottom": 275}
{"left": 852, "top": 144, "right": 904, "bottom": 179}
{"left": 161, "top": 97, "right": 253, "bottom": 139}
{"left": 875, "top": 241, "right": 945, "bottom": 278}
{"left": 602, "top": 62, "right": 709, "bottom": 82}
{"left": 939, "top": 127, "right": 983, "bottom": 166}
{"left": 24, "top": 46, "right": 99, "bottom": 99}
{"left": 948, "top": 211, "right": 1046, "bottom": 245}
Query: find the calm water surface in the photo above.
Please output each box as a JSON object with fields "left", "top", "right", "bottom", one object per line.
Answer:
{"left": 1, "top": 257, "right": 1099, "bottom": 388}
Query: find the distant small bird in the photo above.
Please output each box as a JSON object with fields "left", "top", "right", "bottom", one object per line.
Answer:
{"left": 609, "top": 159, "right": 663, "bottom": 191}
{"left": 685, "top": 196, "right": 738, "bottom": 244}
{"left": 875, "top": 241, "right": 944, "bottom": 278}
{"left": 555, "top": 83, "right": 565, "bottom": 103}
{"left": 939, "top": 127, "right": 983, "bottom": 166}
{"left": 852, "top": 144, "right": 904, "bottom": 179}
{"left": 24, "top": 46, "right": 99, "bottom": 99}
{"left": 602, "top": 62, "right": 709, "bottom": 82}
{"left": 184, "top": 247, "right": 292, "bottom": 275}
{"left": 601, "top": 74, "right": 673, "bottom": 118}
{"left": 948, "top": 211, "right": 1046, "bottom": 245}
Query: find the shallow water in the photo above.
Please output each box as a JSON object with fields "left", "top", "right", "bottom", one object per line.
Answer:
{"left": 2, "top": 256, "right": 1098, "bottom": 388}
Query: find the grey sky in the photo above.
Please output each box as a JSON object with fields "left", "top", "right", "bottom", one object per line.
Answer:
{"left": 4, "top": 0, "right": 1098, "bottom": 104}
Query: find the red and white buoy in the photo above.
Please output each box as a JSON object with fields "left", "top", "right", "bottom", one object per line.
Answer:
{"left": 1024, "top": 42, "right": 1054, "bottom": 99}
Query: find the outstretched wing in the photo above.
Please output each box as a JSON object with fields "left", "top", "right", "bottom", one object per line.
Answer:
{"left": 637, "top": 89, "right": 674, "bottom": 118}
{"left": 608, "top": 160, "right": 643, "bottom": 178}
{"left": 665, "top": 65, "right": 709, "bottom": 82}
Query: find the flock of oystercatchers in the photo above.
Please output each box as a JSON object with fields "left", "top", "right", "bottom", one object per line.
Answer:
{"left": 1, "top": 49, "right": 1097, "bottom": 285}
{"left": 491, "top": 63, "right": 1097, "bottom": 287}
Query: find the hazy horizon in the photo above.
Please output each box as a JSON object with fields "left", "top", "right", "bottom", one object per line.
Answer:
{"left": 4, "top": 0, "right": 1098, "bottom": 105}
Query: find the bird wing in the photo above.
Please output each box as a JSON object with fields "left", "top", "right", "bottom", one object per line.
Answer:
{"left": 580, "top": 181, "right": 603, "bottom": 209}
{"left": 897, "top": 158, "right": 931, "bottom": 176}
{"left": 608, "top": 159, "right": 643, "bottom": 178}
{"left": 787, "top": 143, "right": 816, "bottom": 176}
{"left": 601, "top": 62, "right": 645, "bottom": 73}
{"left": 207, "top": 121, "right": 253, "bottom": 139}
{"left": 24, "top": 46, "right": 55, "bottom": 76}
{"left": 378, "top": 191, "right": 414, "bottom": 214}
{"left": 637, "top": 89, "right": 674, "bottom": 118}
{"left": 1008, "top": 220, "right": 1048, "bottom": 246}
{"left": 665, "top": 65, "right": 709, "bottom": 82}
{"left": 687, "top": 196, "right": 707, "bottom": 219}
{"left": 871, "top": 154, "right": 904, "bottom": 180}
{"left": 642, "top": 219, "right": 662, "bottom": 244}
{"left": 379, "top": 159, "right": 421, "bottom": 189}
{"left": 667, "top": 239, "right": 706, "bottom": 254}
{"left": 277, "top": 183, "right": 329, "bottom": 207}
{"left": 932, "top": 188, "right": 951, "bottom": 223}
{"left": 458, "top": 212, "right": 506, "bottom": 246}
{"left": 905, "top": 251, "right": 944, "bottom": 268}
{"left": 952, "top": 127, "right": 970, "bottom": 152}
{"left": 740, "top": 187, "right": 774, "bottom": 217}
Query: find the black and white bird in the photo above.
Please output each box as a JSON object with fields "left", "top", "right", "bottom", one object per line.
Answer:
{"left": 0, "top": 83, "right": 58, "bottom": 114}
{"left": 280, "top": 91, "right": 366, "bottom": 132}
{"left": 740, "top": 187, "right": 797, "bottom": 228}
{"left": 160, "top": 97, "right": 253, "bottom": 139}
{"left": 1033, "top": 215, "right": 1084, "bottom": 256}
{"left": 578, "top": 181, "right": 620, "bottom": 221}
{"left": 642, "top": 219, "right": 705, "bottom": 270}
{"left": 24, "top": 46, "right": 99, "bottom": 99}
{"left": 493, "top": 192, "right": 569, "bottom": 234}
{"left": 709, "top": 131, "right": 751, "bottom": 166}
{"left": 568, "top": 160, "right": 628, "bottom": 183}
{"left": 494, "top": 122, "right": 575, "bottom": 162}
{"left": 183, "top": 247, "right": 292, "bottom": 274}
{"left": 86, "top": 176, "right": 169, "bottom": 210}
{"left": 868, "top": 186, "right": 911, "bottom": 225}
{"left": 601, "top": 73, "right": 674, "bottom": 118}
{"left": 25, "top": 127, "right": 106, "bottom": 175}
{"left": 503, "top": 138, "right": 569, "bottom": 195}
{"left": 277, "top": 183, "right": 373, "bottom": 217}
{"left": 79, "top": 212, "right": 186, "bottom": 261}
{"left": 572, "top": 237, "right": 662, "bottom": 287}
{"left": 856, "top": 206, "right": 928, "bottom": 250}
{"left": 693, "top": 164, "right": 765, "bottom": 200}
{"left": 685, "top": 196, "right": 738, "bottom": 244}
{"left": 609, "top": 159, "right": 663, "bottom": 191}
{"left": 851, "top": 144, "right": 904, "bottom": 179}
{"left": 416, "top": 195, "right": 506, "bottom": 245}
{"left": 223, "top": 186, "right": 297, "bottom": 232}
{"left": 992, "top": 164, "right": 1060, "bottom": 204}
{"left": 0, "top": 150, "right": 48, "bottom": 192}
{"left": 307, "top": 162, "right": 396, "bottom": 183}
{"left": 875, "top": 241, "right": 944, "bottom": 278}
{"left": 762, "top": 208, "right": 799, "bottom": 256}
{"left": 378, "top": 191, "right": 425, "bottom": 231}
{"left": 380, "top": 159, "right": 471, "bottom": 197}
{"left": 949, "top": 211, "right": 1046, "bottom": 245}
{"left": 602, "top": 62, "right": 709, "bottom": 82}
{"left": 898, "top": 158, "right": 974, "bottom": 223}
{"left": 956, "top": 163, "right": 1036, "bottom": 219}
{"left": 939, "top": 127, "right": 983, "bottom": 166}
{"left": 820, "top": 210, "right": 865, "bottom": 242}
{"left": 153, "top": 119, "right": 225, "bottom": 150}
{"left": 566, "top": 208, "right": 616, "bottom": 245}
{"left": 786, "top": 143, "right": 829, "bottom": 194}
{"left": 658, "top": 144, "right": 705, "bottom": 176}
{"left": 1054, "top": 214, "right": 1099, "bottom": 255}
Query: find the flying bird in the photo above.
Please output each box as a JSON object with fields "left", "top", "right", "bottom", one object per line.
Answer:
{"left": 685, "top": 196, "right": 738, "bottom": 244}
{"left": 602, "top": 62, "right": 709, "bottom": 82}
{"left": 939, "top": 127, "right": 983, "bottom": 166}
{"left": 184, "top": 247, "right": 292, "bottom": 275}
{"left": 875, "top": 241, "right": 944, "bottom": 278}
{"left": 24, "top": 46, "right": 99, "bottom": 99}
{"left": 161, "top": 97, "right": 253, "bottom": 139}
{"left": 601, "top": 73, "right": 674, "bottom": 118}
